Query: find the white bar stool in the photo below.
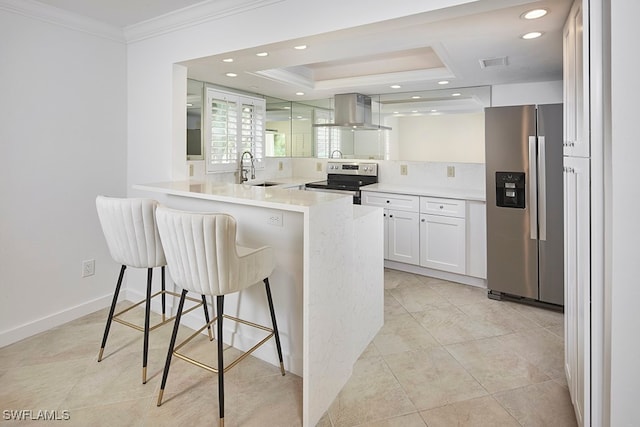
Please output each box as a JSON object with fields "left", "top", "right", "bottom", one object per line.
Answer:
{"left": 154, "top": 206, "right": 285, "bottom": 427}
{"left": 95, "top": 196, "right": 212, "bottom": 383}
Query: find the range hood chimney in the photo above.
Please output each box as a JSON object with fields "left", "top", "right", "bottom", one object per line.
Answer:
{"left": 313, "top": 93, "right": 391, "bottom": 131}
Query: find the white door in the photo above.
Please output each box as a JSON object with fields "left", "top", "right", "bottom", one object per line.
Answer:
{"left": 387, "top": 209, "right": 419, "bottom": 265}
{"left": 564, "top": 156, "right": 590, "bottom": 427}
{"left": 419, "top": 214, "right": 466, "bottom": 274}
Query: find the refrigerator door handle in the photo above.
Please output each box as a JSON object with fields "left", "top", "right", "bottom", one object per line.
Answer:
{"left": 538, "top": 136, "right": 547, "bottom": 241}
{"left": 529, "top": 136, "right": 538, "bottom": 240}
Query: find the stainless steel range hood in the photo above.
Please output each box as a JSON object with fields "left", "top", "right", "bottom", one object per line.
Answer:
{"left": 313, "top": 93, "right": 391, "bottom": 131}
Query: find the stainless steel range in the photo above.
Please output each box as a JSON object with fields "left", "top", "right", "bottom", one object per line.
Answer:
{"left": 305, "top": 161, "right": 378, "bottom": 204}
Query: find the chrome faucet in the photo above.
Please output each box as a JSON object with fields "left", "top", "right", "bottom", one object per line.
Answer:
{"left": 239, "top": 150, "right": 255, "bottom": 183}
{"left": 330, "top": 149, "right": 343, "bottom": 159}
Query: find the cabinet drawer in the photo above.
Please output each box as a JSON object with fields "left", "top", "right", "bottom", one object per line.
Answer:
{"left": 361, "top": 191, "right": 419, "bottom": 212}
{"left": 420, "top": 197, "right": 466, "bottom": 218}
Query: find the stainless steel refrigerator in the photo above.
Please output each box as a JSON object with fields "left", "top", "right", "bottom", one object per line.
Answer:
{"left": 485, "top": 104, "right": 564, "bottom": 306}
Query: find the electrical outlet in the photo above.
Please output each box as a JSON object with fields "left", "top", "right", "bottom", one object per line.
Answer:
{"left": 267, "top": 211, "right": 283, "bottom": 227}
{"left": 82, "top": 259, "right": 95, "bottom": 277}
{"left": 278, "top": 161, "right": 283, "bottom": 171}
{"left": 447, "top": 165, "right": 456, "bottom": 177}
{"left": 400, "top": 164, "right": 408, "bottom": 175}
{"left": 316, "top": 162, "right": 322, "bottom": 172}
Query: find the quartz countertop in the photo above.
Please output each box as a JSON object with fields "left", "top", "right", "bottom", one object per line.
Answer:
{"left": 133, "top": 179, "right": 346, "bottom": 213}
{"left": 361, "top": 183, "right": 486, "bottom": 202}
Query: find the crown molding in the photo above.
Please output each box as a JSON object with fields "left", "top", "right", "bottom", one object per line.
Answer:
{"left": 0, "top": 0, "right": 124, "bottom": 42}
{"left": 124, "top": 0, "right": 285, "bottom": 43}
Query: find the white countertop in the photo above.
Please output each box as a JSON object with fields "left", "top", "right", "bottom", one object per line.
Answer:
{"left": 133, "top": 179, "right": 347, "bottom": 213}
{"left": 361, "top": 183, "right": 486, "bottom": 202}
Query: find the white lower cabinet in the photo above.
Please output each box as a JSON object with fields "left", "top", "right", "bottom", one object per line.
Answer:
{"left": 419, "top": 214, "right": 466, "bottom": 273}
{"left": 364, "top": 192, "right": 420, "bottom": 265}
{"left": 563, "top": 156, "right": 590, "bottom": 427}
{"left": 387, "top": 209, "right": 420, "bottom": 265}
{"left": 466, "top": 201, "right": 487, "bottom": 279}
{"left": 363, "top": 191, "right": 477, "bottom": 276}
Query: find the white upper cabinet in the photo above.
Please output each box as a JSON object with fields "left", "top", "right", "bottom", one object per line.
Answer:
{"left": 563, "top": 0, "right": 589, "bottom": 158}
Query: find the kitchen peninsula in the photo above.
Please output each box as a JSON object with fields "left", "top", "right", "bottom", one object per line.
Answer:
{"left": 133, "top": 180, "right": 384, "bottom": 427}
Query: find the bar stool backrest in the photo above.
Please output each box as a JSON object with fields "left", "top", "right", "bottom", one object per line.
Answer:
{"left": 96, "top": 196, "right": 166, "bottom": 268}
{"left": 156, "top": 207, "right": 274, "bottom": 296}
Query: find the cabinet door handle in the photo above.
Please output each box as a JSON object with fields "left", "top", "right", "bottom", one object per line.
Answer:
{"left": 386, "top": 200, "right": 390, "bottom": 203}
{"left": 439, "top": 205, "right": 444, "bottom": 209}
{"left": 389, "top": 215, "right": 393, "bottom": 218}
{"left": 421, "top": 218, "right": 425, "bottom": 222}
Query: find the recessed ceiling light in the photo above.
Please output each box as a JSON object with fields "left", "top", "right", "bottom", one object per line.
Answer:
{"left": 522, "top": 9, "right": 548, "bottom": 20}
{"left": 393, "top": 111, "right": 399, "bottom": 114}
{"left": 297, "top": 115, "right": 303, "bottom": 119}
{"left": 412, "top": 96, "right": 421, "bottom": 99}
{"left": 296, "top": 92, "right": 305, "bottom": 96}
{"left": 438, "top": 80, "right": 449, "bottom": 85}
{"left": 225, "top": 72, "right": 237, "bottom": 77}
{"left": 294, "top": 45, "right": 307, "bottom": 50}
{"left": 452, "top": 93, "right": 461, "bottom": 97}
{"left": 186, "top": 103, "right": 193, "bottom": 107}
{"left": 222, "top": 58, "right": 234, "bottom": 63}
{"left": 390, "top": 85, "right": 401, "bottom": 89}
{"left": 522, "top": 31, "right": 543, "bottom": 40}
{"left": 431, "top": 109, "right": 437, "bottom": 112}
{"left": 283, "top": 106, "right": 291, "bottom": 110}
{"left": 256, "top": 52, "right": 269, "bottom": 57}
{"left": 411, "top": 110, "right": 418, "bottom": 113}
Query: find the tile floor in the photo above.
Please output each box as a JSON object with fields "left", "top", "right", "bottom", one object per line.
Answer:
{"left": 0, "top": 269, "right": 577, "bottom": 426}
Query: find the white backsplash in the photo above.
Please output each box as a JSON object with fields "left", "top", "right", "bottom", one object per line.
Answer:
{"left": 188, "top": 158, "right": 295, "bottom": 183}
{"left": 376, "top": 160, "right": 485, "bottom": 191}
{"left": 188, "top": 158, "right": 486, "bottom": 192}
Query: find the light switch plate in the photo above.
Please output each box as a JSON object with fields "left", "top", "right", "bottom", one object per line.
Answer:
{"left": 400, "top": 164, "right": 408, "bottom": 175}
{"left": 447, "top": 165, "right": 455, "bottom": 177}
{"left": 316, "top": 162, "right": 322, "bottom": 172}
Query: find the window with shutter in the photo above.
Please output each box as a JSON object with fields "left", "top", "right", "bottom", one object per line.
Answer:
{"left": 314, "top": 109, "right": 341, "bottom": 158}
{"left": 205, "top": 88, "right": 265, "bottom": 173}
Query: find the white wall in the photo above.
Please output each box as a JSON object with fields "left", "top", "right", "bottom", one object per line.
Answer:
{"left": 492, "top": 80, "right": 563, "bottom": 106}
{"left": 608, "top": 1, "right": 640, "bottom": 424}
{"left": 0, "top": 8, "right": 127, "bottom": 346}
{"left": 397, "top": 112, "right": 485, "bottom": 162}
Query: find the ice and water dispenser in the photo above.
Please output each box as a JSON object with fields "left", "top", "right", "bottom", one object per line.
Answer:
{"left": 495, "top": 172, "right": 525, "bottom": 208}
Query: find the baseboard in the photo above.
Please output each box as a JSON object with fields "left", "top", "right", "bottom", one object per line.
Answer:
{"left": 0, "top": 294, "right": 114, "bottom": 348}
{"left": 384, "top": 260, "right": 487, "bottom": 288}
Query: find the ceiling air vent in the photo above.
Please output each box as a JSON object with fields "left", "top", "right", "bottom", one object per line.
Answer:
{"left": 479, "top": 56, "right": 509, "bottom": 69}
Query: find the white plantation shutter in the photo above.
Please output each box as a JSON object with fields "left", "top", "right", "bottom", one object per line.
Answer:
{"left": 205, "top": 88, "right": 265, "bottom": 173}
{"left": 314, "top": 109, "right": 341, "bottom": 158}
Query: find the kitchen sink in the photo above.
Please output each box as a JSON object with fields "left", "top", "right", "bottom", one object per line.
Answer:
{"left": 248, "top": 181, "right": 279, "bottom": 187}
